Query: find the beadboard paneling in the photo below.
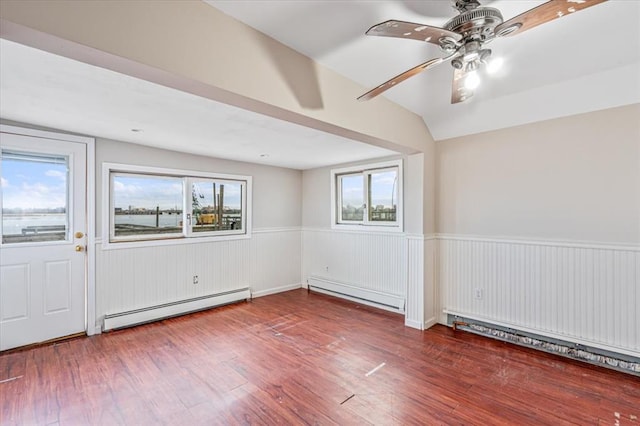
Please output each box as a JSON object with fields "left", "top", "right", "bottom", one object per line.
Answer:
{"left": 439, "top": 236, "right": 640, "bottom": 356}
{"left": 302, "top": 229, "right": 407, "bottom": 299}
{"left": 95, "top": 228, "right": 301, "bottom": 326}
{"left": 405, "top": 235, "right": 424, "bottom": 329}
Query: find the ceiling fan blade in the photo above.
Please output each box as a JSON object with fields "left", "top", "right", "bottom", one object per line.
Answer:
{"left": 495, "top": 0, "right": 608, "bottom": 38}
{"left": 451, "top": 68, "right": 473, "bottom": 104}
{"left": 366, "top": 20, "right": 462, "bottom": 46}
{"left": 358, "top": 54, "right": 455, "bottom": 102}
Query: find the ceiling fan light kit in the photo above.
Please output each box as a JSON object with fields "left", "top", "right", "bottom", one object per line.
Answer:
{"left": 358, "top": 0, "right": 608, "bottom": 104}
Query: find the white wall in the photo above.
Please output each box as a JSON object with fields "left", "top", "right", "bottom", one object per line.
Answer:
{"left": 95, "top": 139, "right": 303, "bottom": 329}
{"left": 436, "top": 104, "right": 640, "bottom": 356}
{"left": 301, "top": 153, "right": 435, "bottom": 328}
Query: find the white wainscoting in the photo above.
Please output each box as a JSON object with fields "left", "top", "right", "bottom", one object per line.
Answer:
{"left": 439, "top": 235, "right": 640, "bottom": 357}
{"left": 406, "top": 235, "right": 425, "bottom": 329}
{"left": 95, "top": 228, "right": 301, "bottom": 328}
{"left": 302, "top": 228, "right": 433, "bottom": 329}
{"left": 302, "top": 228, "right": 407, "bottom": 301}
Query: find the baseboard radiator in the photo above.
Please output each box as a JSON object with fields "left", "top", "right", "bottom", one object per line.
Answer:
{"left": 308, "top": 276, "right": 405, "bottom": 313}
{"left": 448, "top": 314, "right": 640, "bottom": 376}
{"left": 103, "top": 288, "right": 251, "bottom": 331}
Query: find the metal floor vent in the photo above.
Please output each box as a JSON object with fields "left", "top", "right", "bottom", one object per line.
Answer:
{"left": 448, "top": 315, "right": 640, "bottom": 376}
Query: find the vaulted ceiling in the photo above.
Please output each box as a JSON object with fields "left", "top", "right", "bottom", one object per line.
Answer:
{"left": 210, "top": 0, "right": 640, "bottom": 140}
{"left": 1, "top": 1, "right": 638, "bottom": 169}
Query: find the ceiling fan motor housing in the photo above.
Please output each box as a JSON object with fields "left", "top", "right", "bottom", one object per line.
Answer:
{"left": 444, "top": 7, "right": 503, "bottom": 41}
{"left": 444, "top": 7, "right": 503, "bottom": 71}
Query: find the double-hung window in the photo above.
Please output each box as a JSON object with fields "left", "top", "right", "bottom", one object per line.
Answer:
{"left": 104, "top": 163, "right": 250, "bottom": 245}
{"left": 332, "top": 159, "right": 402, "bottom": 230}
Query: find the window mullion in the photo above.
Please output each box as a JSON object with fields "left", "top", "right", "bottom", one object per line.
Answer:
{"left": 109, "top": 173, "right": 116, "bottom": 240}
{"left": 184, "top": 177, "right": 192, "bottom": 237}
{"left": 363, "top": 171, "right": 370, "bottom": 226}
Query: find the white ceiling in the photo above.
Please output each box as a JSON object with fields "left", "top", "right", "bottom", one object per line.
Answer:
{"left": 210, "top": 0, "right": 640, "bottom": 140}
{"left": 0, "top": 39, "right": 395, "bottom": 170}
{"left": 1, "top": 1, "right": 638, "bottom": 171}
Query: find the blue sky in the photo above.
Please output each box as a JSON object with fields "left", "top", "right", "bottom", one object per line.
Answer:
{"left": 1, "top": 155, "right": 243, "bottom": 211}
{"left": 113, "top": 176, "right": 242, "bottom": 210}
{"left": 342, "top": 170, "right": 397, "bottom": 207}
{"left": 1, "top": 157, "right": 67, "bottom": 210}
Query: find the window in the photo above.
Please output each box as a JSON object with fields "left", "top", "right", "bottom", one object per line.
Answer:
{"left": 1, "top": 150, "right": 69, "bottom": 244}
{"left": 332, "top": 160, "right": 402, "bottom": 230}
{"left": 105, "top": 163, "right": 250, "bottom": 245}
{"left": 190, "top": 179, "right": 244, "bottom": 234}
{"left": 112, "top": 173, "right": 183, "bottom": 239}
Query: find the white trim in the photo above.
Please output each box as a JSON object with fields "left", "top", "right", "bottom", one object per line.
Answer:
{"left": 252, "top": 227, "right": 301, "bottom": 234}
{"left": 101, "top": 232, "right": 251, "bottom": 250}
{"left": 330, "top": 159, "right": 404, "bottom": 233}
{"left": 86, "top": 135, "right": 96, "bottom": 336}
{"left": 302, "top": 226, "right": 409, "bottom": 238}
{"left": 404, "top": 319, "right": 424, "bottom": 330}
{"left": 404, "top": 314, "right": 437, "bottom": 331}
{"left": 0, "top": 124, "right": 97, "bottom": 338}
{"left": 0, "top": 124, "right": 93, "bottom": 145}
{"left": 406, "top": 233, "right": 437, "bottom": 241}
{"left": 101, "top": 162, "right": 252, "bottom": 250}
{"left": 95, "top": 226, "right": 301, "bottom": 246}
{"left": 443, "top": 310, "right": 640, "bottom": 359}
{"left": 437, "top": 233, "right": 639, "bottom": 251}
{"left": 251, "top": 283, "right": 302, "bottom": 298}
{"left": 424, "top": 316, "right": 438, "bottom": 330}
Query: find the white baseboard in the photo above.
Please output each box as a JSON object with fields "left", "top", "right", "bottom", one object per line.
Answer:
{"left": 251, "top": 283, "right": 302, "bottom": 298}
{"left": 424, "top": 316, "right": 438, "bottom": 330}
{"left": 404, "top": 319, "right": 424, "bottom": 330}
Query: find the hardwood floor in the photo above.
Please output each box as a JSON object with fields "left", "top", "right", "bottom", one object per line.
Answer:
{"left": 1, "top": 289, "right": 638, "bottom": 425}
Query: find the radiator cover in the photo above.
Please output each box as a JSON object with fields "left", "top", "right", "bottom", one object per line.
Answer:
{"left": 448, "top": 314, "right": 640, "bottom": 376}
{"left": 103, "top": 288, "right": 250, "bottom": 331}
{"left": 308, "top": 276, "right": 405, "bottom": 313}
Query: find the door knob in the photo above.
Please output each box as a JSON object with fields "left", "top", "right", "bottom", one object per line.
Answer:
{"left": 75, "top": 231, "right": 84, "bottom": 238}
{"left": 75, "top": 245, "right": 84, "bottom": 252}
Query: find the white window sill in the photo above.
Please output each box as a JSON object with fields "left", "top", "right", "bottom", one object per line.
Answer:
{"left": 331, "top": 223, "right": 403, "bottom": 233}
{"left": 101, "top": 232, "right": 251, "bottom": 250}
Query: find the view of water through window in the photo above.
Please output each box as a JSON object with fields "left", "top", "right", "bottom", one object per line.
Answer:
{"left": 1, "top": 150, "right": 69, "bottom": 244}
{"left": 112, "top": 174, "right": 183, "bottom": 237}
{"left": 110, "top": 172, "right": 246, "bottom": 240}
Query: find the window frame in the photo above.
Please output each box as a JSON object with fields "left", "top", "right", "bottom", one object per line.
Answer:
{"left": 109, "top": 171, "right": 186, "bottom": 243}
{"left": 102, "top": 163, "right": 251, "bottom": 249}
{"left": 186, "top": 176, "right": 247, "bottom": 238}
{"left": 1, "top": 149, "right": 72, "bottom": 245}
{"left": 331, "top": 159, "right": 403, "bottom": 232}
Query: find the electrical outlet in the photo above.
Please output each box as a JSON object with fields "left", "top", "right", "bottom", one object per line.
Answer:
{"left": 474, "top": 288, "right": 483, "bottom": 300}
{"left": 325, "top": 266, "right": 329, "bottom": 272}
{"left": 193, "top": 275, "right": 199, "bottom": 284}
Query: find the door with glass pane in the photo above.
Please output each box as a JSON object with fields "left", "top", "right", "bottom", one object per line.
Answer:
{"left": 0, "top": 132, "right": 86, "bottom": 351}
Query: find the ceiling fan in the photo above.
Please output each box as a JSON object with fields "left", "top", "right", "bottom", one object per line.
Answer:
{"left": 358, "top": 0, "right": 608, "bottom": 104}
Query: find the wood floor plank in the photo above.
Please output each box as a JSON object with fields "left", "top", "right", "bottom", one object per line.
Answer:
{"left": 1, "top": 289, "right": 638, "bottom": 425}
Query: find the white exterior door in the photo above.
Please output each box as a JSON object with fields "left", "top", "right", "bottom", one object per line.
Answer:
{"left": 0, "top": 131, "right": 87, "bottom": 351}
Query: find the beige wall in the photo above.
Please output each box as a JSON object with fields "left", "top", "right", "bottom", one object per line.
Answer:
{"left": 96, "top": 139, "right": 302, "bottom": 236}
{"left": 302, "top": 146, "right": 437, "bottom": 236}
{"left": 301, "top": 165, "right": 332, "bottom": 229}
{"left": 302, "top": 154, "right": 424, "bottom": 232}
{"left": 436, "top": 104, "right": 640, "bottom": 244}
